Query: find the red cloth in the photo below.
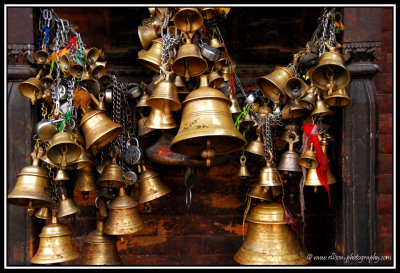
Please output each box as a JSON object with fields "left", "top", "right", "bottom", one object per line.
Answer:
{"left": 66, "top": 37, "right": 78, "bottom": 53}
{"left": 301, "top": 123, "right": 332, "bottom": 207}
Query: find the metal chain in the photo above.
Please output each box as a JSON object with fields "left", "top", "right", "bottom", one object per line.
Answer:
{"left": 41, "top": 100, "right": 48, "bottom": 120}
{"left": 262, "top": 113, "right": 284, "bottom": 166}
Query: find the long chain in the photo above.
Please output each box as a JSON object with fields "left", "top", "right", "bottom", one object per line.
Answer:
{"left": 262, "top": 113, "right": 284, "bottom": 165}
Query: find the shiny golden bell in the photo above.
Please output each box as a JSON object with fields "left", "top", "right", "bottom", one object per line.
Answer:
{"left": 311, "top": 94, "right": 334, "bottom": 117}
{"left": 257, "top": 66, "right": 294, "bottom": 104}
{"left": 18, "top": 69, "right": 43, "bottom": 105}
{"left": 324, "top": 88, "right": 351, "bottom": 107}
{"left": 298, "top": 143, "right": 318, "bottom": 168}
{"left": 237, "top": 156, "right": 251, "bottom": 177}
{"left": 145, "top": 108, "right": 179, "bottom": 129}
{"left": 208, "top": 70, "right": 224, "bottom": 89}
{"left": 96, "top": 156, "right": 125, "bottom": 189}
{"left": 138, "top": 25, "right": 159, "bottom": 50}
{"left": 57, "top": 188, "right": 80, "bottom": 218}
{"left": 138, "top": 38, "right": 163, "bottom": 73}
{"left": 46, "top": 131, "right": 82, "bottom": 165}
{"left": 247, "top": 185, "right": 271, "bottom": 201}
{"left": 146, "top": 72, "right": 182, "bottom": 112}
{"left": 35, "top": 207, "right": 52, "bottom": 219}
{"left": 285, "top": 77, "right": 309, "bottom": 99}
{"left": 173, "top": 8, "right": 203, "bottom": 33}
{"left": 73, "top": 165, "right": 98, "bottom": 193}
{"left": 257, "top": 161, "right": 282, "bottom": 187}
{"left": 138, "top": 166, "right": 171, "bottom": 203}
{"left": 245, "top": 135, "right": 265, "bottom": 157}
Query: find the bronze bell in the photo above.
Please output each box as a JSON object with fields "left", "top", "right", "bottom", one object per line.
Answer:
{"left": 257, "top": 103, "right": 272, "bottom": 120}
{"left": 60, "top": 53, "right": 70, "bottom": 75}
{"left": 18, "top": 69, "right": 43, "bottom": 105}
{"left": 245, "top": 134, "right": 265, "bottom": 158}
{"left": 170, "top": 75, "right": 247, "bottom": 167}
{"left": 138, "top": 165, "right": 171, "bottom": 204}
{"left": 311, "top": 93, "right": 334, "bottom": 117}
{"left": 73, "top": 165, "right": 97, "bottom": 199}
{"left": 174, "top": 75, "right": 190, "bottom": 94}
{"left": 209, "top": 37, "right": 224, "bottom": 50}
{"left": 136, "top": 92, "right": 150, "bottom": 109}
{"left": 298, "top": 142, "right": 318, "bottom": 168}
{"left": 281, "top": 99, "right": 307, "bottom": 120}
{"left": 35, "top": 207, "right": 52, "bottom": 220}
{"left": 208, "top": 70, "right": 224, "bottom": 89}
{"left": 138, "top": 38, "right": 163, "bottom": 73}
{"left": 46, "top": 131, "right": 82, "bottom": 165}
{"left": 298, "top": 85, "right": 318, "bottom": 111}
{"left": 81, "top": 67, "right": 101, "bottom": 96}
{"left": 240, "top": 111, "right": 256, "bottom": 128}
{"left": 80, "top": 219, "right": 123, "bottom": 265}
{"left": 34, "top": 45, "right": 50, "bottom": 64}
{"left": 172, "top": 37, "right": 208, "bottom": 81}
{"left": 138, "top": 25, "right": 159, "bottom": 50}
{"left": 103, "top": 187, "right": 145, "bottom": 236}
{"left": 257, "top": 156, "right": 282, "bottom": 187}
{"left": 278, "top": 140, "right": 302, "bottom": 173}
{"left": 324, "top": 88, "right": 351, "bottom": 107}
{"left": 145, "top": 108, "right": 179, "bottom": 129}
{"left": 68, "top": 58, "right": 85, "bottom": 78}
{"left": 310, "top": 43, "right": 350, "bottom": 92}
{"left": 84, "top": 47, "right": 103, "bottom": 65}
{"left": 146, "top": 69, "right": 182, "bottom": 112}
{"left": 69, "top": 147, "right": 93, "bottom": 170}
{"left": 215, "top": 8, "right": 231, "bottom": 17}
{"left": 257, "top": 66, "right": 294, "bottom": 105}
{"left": 173, "top": 8, "right": 203, "bottom": 33}
{"left": 96, "top": 151, "right": 125, "bottom": 189}
{"left": 8, "top": 148, "right": 54, "bottom": 209}
{"left": 40, "top": 72, "right": 56, "bottom": 90}
{"left": 31, "top": 212, "right": 81, "bottom": 264}
{"left": 79, "top": 108, "right": 123, "bottom": 155}
{"left": 201, "top": 8, "right": 217, "bottom": 20}
{"left": 229, "top": 90, "right": 242, "bottom": 114}
{"left": 89, "top": 61, "right": 107, "bottom": 80}
{"left": 234, "top": 202, "right": 309, "bottom": 265}
{"left": 237, "top": 156, "right": 251, "bottom": 177}
{"left": 304, "top": 166, "right": 336, "bottom": 193}
{"left": 54, "top": 168, "right": 70, "bottom": 182}
{"left": 57, "top": 187, "right": 80, "bottom": 218}
{"left": 137, "top": 113, "right": 157, "bottom": 139}
{"left": 285, "top": 77, "right": 308, "bottom": 99}
{"left": 247, "top": 185, "right": 271, "bottom": 201}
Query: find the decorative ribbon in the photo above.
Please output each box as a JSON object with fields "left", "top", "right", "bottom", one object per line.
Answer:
{"left": 301, "top": 123, "right": 332, "bottom": 207}
{"left": 66, "top": 37, "right": 78, "bottom": 52}
{"left": 58, "top": 112, "right": 74, "bottom": 133}
{"left": 234, "top": 105, "right": 250, "bottom": 130}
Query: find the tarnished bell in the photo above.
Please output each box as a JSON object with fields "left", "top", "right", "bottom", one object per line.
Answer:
{"left": 145, "top": 108, "right": 178, "bottom": 129}
{"left": 172, "top": 38, "right": 208, "bottom": 81}
{"left": 35, "top": 207, "right": 52, "bottom": 220}
{"left": 138, "top": 165, "right": 172, "bottom": 203}
{"left": 173, "top": 8, "right": 203, "bottom": 33}
{"left": 31, "top": 213, "right": 81, "bottom": 264}
{"left": 324, "top": 88, "right": 351, "bottom": 107}
{"left": 311, "top": 93, "right": 334, "bottom": 117}
{"left": 74, "top": 165, "right": 97, "bottom": 194}
{"left": 309, "top": 44, "right": 350, "bottom": 92}
{"left": 146, "top": 70, "right": 182, "bottom": 112}
{"left": 245, "top": 135, "right": 265, "bottom": 157}
{"left": 138, "top": 38, "right": 163, "bottom": 73}
{"left": 234, "top": 202, "right": 309, "bottom": 265}
{"left": 257, "top": 66, "right": 294, "bottom": 104}
{"left": 247, "top": 185, "right": 271, "bottom": 201}
{"left": 298, "top": 143, "right": 318, "bottom": 168}
{"left": 8, "top": 150, "right": 54, "bottom": 208}
{"left": 46, "top": 131, "right": 82, "bottom": 165}
{"left": 138, "top": 25, "right": 159, "bottom": 50}
{"left": 257, "top": 159, "right": 282, "bottom": 187}
{"left": 57, "top": 188, "right": 80, "bottom": 218}
{"left": 285, "top": 77, "right": 309, "bottom": 99}
{"left": 237, "top": 156, "right": 251, "bottom": 177}
{"left": 90, "top": 61, "right": 107, "bottom": 80}
{"left": 278, "top": 142, "right": 302, "bottom": 173}
{"left": 170, "top": 75, "right": 247, "bottom": 165}
{"left": 298, "top": 85, "right": 317, "bottom": 110}
{"left": 103, "top": 187, "right": 145, "bottom": 236}
{"left": 18, "top": 69, "right": 43, "bottom": 105}
{"left": 96, "top": 153, "right": 125, "bottom": 189}
{"left": 281, "top": 99, "right": 307, "bottom": 120}
{"left": 80, "top": 220, "right": 122, "bottom": 265}
{"left": 80, "top": 108, "right": 123, "bottom": 154}
{"left": 208, "top": 70, "right": 224, "bottom": 89}
{"left": 34, "top": 45, "right": 50, "bottom": 64}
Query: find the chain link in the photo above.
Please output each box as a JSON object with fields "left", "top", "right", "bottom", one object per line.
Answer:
{"left": 262, "top": 113, "right": 284, "bottom": 166}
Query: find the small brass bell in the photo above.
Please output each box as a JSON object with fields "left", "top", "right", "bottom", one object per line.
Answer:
{"left": 257, "top": 154, "right": 282, "bottom": 187}
{"left": 298, "top": 142, "right": 318, "bottom": 168}
{"left": 138, "top": 38, "right": 163, "bottom": 72}
{"left": 277, "top": 133, "right": 302, "bottom": 173}
{"left": 229, "top": 93, "right": 242, "bottom": 114}
{"left": 137, "top": 113, "right": 157, "bottom": 139}
{"left": 201, "top": 8, "right": 217, "bottom": 20}
{"left": 34, "top": 44, "right": 50, "bottom": 64}
{"left": 209, "top": 37, "right": 224, "bottom": 50}
{"left": 69, "top": 146, "right": 93, "bottom": 170}
{"left": 96, "top": 150, "right": 125, "bottom": 189}
{"left": 173, "top": 8, "right": 203, "bottom": 33}
{"left": 237, "top": 156, "right": 251, "bottom": 177}
{"left": 31, "top": 211, "right": 81, "bottom": 264}
{"left": 84, "top": 47, "right": 103, "bottom": 65}
{"left": 40, "top": 72, "right": 56, "bottom": 90}
{"left": 208, "top": 70, "right": 224, "bottom": 89}
{"left": 240, "top": 111, "right": 256, "bottom": 128}
{"left": 81, "top": 67, "right": 101, "bottom": 96}
{"left": 257, "top": 103, "right": 272, "bottom": 120}
{"left": 80, "top": 219, "right": 123, "bottom": 265}
{"left": 324, "top": 88, "right": 351, "bottom": 107}
{"left": 310, "top": 93, "right": 334, "bottom": 117}
{"left": 298, "top": 85, "right": 317, "bottom": 111}
{"left": 145, "top": 108, "right": 179, "bottom": 129}
{"left": 57, "top": 187, "right": 80, "bottom": 218}
{"left": 136, "top": 92, "right": 150, "bottom": 109}
{"left": 215, "top": 8, "right": 231, "bottom": 18}
{"left": 35, "top": 207, "right": 52, "bottom": 220}
{"left": 54, "top": 168, "right": 70, "bottom": 182}
{"left": 68, "top": 59, "right": 85, "bottom": 79}
{"left": 60, "top": 53, "right": 70, "bottom": 75}
{"left": 247, "top": 185, "right": 271, "bottom": 201}
{"left": 304, "top": 166, "right": 336, "bottom": 193}
{"left": 18, "top": 69, "right": 43, "bottom": 105}
{"left": 245, "top": 133, "right": 265, "bottom": 158}
{"left": 138, "top": 165, "right": 171, "bottom": 204}
{"left": 174, "top": 75, "right": 190, "bottom": 94}
{"left": 257, "top": 66, "right": 294, "bottom": 105}
{"left": 103, "top": 187, "right": 145, "bottom": 236}
{"left": 89, "top": 61, "right": 107, "bottom": 80}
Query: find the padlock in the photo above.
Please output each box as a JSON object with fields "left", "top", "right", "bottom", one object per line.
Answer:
{"left": 123, "top": 170, "right": 138, "bottom": 186}
{"left": 123, "top": 137, "right": 142, "bottom": 166}
{"left": 55, "top": 84, "right": 69, "bottom": 101}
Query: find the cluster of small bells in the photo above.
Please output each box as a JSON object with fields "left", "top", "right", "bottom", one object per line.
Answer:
{"left": 8, "top": 7, "right": 350, "bottom": 266}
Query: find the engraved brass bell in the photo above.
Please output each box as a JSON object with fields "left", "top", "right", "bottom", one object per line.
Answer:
{"left": 298, "top": 142, "right": 318, "bottom": 168}
{"left": 80, "top": 219, "right": 123, "bottom": 265}
{"left": 31, "top": 211, "right": 81, "bottom": 264}
{"left": 18, "top": 69, "right": 43, "bottom": 105}
{"left": 173, "top": 8, "right": 203, "bottom": 33}
{"left": 138, "top": 38, "right": 163, "bottom": 73}
{"left": 234, "top": 202, "right": 309, "bottom": 265}
{"left": 257, "top": 66, "right": 294, "bottom": 105}
{"left": 103, "top": 187, "right": 145, "bottom": 236}
{"left": 138, "top": 165, "right": 172, "bottom": 204}
{"left": 170, "top": 75, "right": 247, "bottom": 167}
{"left": 57, "top": 187, "right": 80, "bottom": 218}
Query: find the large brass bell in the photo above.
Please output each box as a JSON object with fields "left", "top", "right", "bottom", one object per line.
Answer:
{"left": 138, "top": 165, "right": 171, "bottom": 204}
{"left": 257, "top": 153, "right": 282, "bottom": 187}
{"left": 103, "top": 187, "right": 145, "bottom": 236}
{"left": 309, "top": 43, "right": 350, "bottom": 92}
{"left": 138, "top": 25, "right": 159, "bottom": 50}
{"left": 298, "top": 142, "right": 318, "bottom": 168}
{"left": 324, "top": 88, "right": 351, "bottom": 107}
{"left": 138, "top": 38, "right": 163, "bottom": 72}
{"left": 34, "top": 45, "right": 50, "bottom": 64}
{"left": 79, "top": 108, "right": 123, "bottom": 154}
{"left": 234, "top": 202, "right": 309, "bottom": 265}
{"left": 237, "top": 156, "right": 251, "bottom": 177}
{"left": 57, "top": 187, "right": 80, "bottom": 218}
{"left": 145, "top": 108, "right": 178, "bottom": 129}
{"left": 173, "top": 8, "right": 203, "bottom": 33}
{"left": 310, "top": 93, "right": 334, "bottom": 117}
{"left": 170, "top": 75, "right": 247, "bottom": 167}
{"left": 46, "top": 132, "right": 82, "bottom": 165}
{"left": 146, "top": 68, "right": 181, "bottom": 112}
{"left": 18, "top": 69, "right": 43, "bottom": 105}
{"left": 172, "top": 37, "right": 208, "bottom": 81}
{"left": 96, "top": 150, "right": 125, "bottom": 189}
{"left": 31, "top": 211, "right": 81, "bottom": 264}
{"left": 8, "top": 148, "right": 54, "bottom": 209}
{"left": 257, "top": 66, "right": 294, "bottom": 105}
{"left": 80, "top": 219, "right": 123, "bottom": 265}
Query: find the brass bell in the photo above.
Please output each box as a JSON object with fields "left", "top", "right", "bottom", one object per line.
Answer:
{"left": 57, "top": 187, "right": 80, "bottom": 218}
{"left": 237, "top": 156, "right": 251, "bottom": 177}
{"left": 81, "top": 67, "right": 101, "bottom": 96}
{"left": 54, "top": 168, "right": 70, "bottom": 182}
{"left": 103, "top": 187, "right": 145, "bottom": 236}
{"left": 234, "top": 202, "right": 309, "bottom": 265}
{"left": 68, "top": 59, "right": 85, "bottom": 78}
{"left": 46, "top": 132, "right": 82, "bottom": 165}
{"left": 89, "top": 61, "right": 107, "bottom": 80}
{"left": 31, "top": 212, "right": 81, "bottom": 264}
{"left": 257, "top": 154, "right": 282, "bottom": 187}
{"left": 304, "top": 166, "right": 336, "bottom": 193}
{"left": 240, "top": 111, "right": 256, "bottom": 128}
{"left": 138, "top": 165, "right": 171, "bottom": 204}
{"left": 209, "top": 37, "right": 224, "bottom": 49}
{"left": 79, "top": 108, "right": 123, "bottom": 155}
{"left": 170, "top": 75, "right": 247, "bottom": 167}
{"left": 247, "top": 185, "right": 271, "bottom": 201}
{"left": 298, "top": 142, "right": 318, "bottom": 168}
{"left": 257, "top": 66, "right": 294, "bottom": 105}
{"left": 138, "top": 25, "right": 159, "bottom": 50}
{"left": 173, "top": 8, "right": 203, "bottom": 33}
{"left": 80, "top": 219, "right": 123, "bottom": 265}
{"left": 298, "top": 85, "right": 317, "bottom": 111}
{"left": 277, "top": 139, "right": 302, "bottom": 173}
{"left": 281, "top": 99, "right": 307, "bottom": 120}
{"left": 84, "top": 47, "right": 103, "bottom": 65}
{"left": 229, "top": 91, "right": 242, "bottom": 114}
{"left": 324, "top": 88, "right": 351, "bottom": 107}
{"left": 201, "top": 8, "right": 217, "bottom": 20}
{"left": 172, "top": 37, "right": 208, "bottom": 81}
{"left": 257, "top": 103, "right": 272, "bottom": 120}
{"left": 35, "top": 207, "right": 52, "bottom": 220}
{"left": 215, "top": 8, "right": 231, "bottom": 18}
{"left": 8, "top": 149, "right": 54, "bottom": 209}
{"left": 96, "top": 150, "right": 125, "bottom": 189}
{"left": 60, "top": 54, "right": 70, "bottom": 76}
{"left": 136, "top": 92, "right": 150, "bottom": 109}
{"left": 174, "top": 75, "right": 190, "bottom": 94}
{"left": 137, "top": 113, "right": 157, "bottom": 139}
{"left": 310, "top": 93, "right": 334, "bottom": 117}
{"left": 69, "top": 147, "right": 93, "bottom": 170}
{"left": 285, "top": 77, "right": 309, "bottom": 99}
{"left": 73, "top": 165, "right": 97, "bottom": 199}
{"left": 34, "top": 45, "right": 50, "bottom": 64}
{"left": 18, "top": 69, "right": 43, "bottom": 105}
{"left": 154, "top": 8, "right": 169, "bottom": 22}
{"left": 208, "top": 70, "right": 224, "bottom": 89}
{"left": 40, "top": 72, "right": 56, "bottom": 90}
{"left": 145, "top": 108, "right": 178, "bottom": 129}
{"left": 310, "top": 43, "right": 350, "bottom": 92}
{"left": 245, "top": 132, "right": 265, "bottom": 158}
{"left": 146, "top": 68, "right": 182, "bottom": 112}
{"left": 138, "top": 38, "right": 163, "bottom": 73}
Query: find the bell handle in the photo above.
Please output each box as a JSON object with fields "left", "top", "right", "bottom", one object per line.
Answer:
{"left": 240, "top": 155, "right": 246, "bottom": 165}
